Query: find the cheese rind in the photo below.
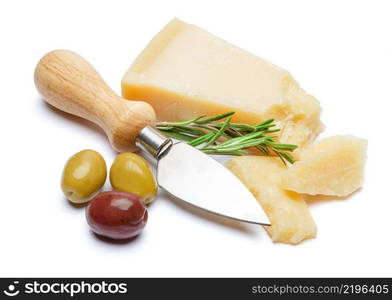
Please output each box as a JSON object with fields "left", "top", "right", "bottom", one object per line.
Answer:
{"left": 226, "top": 156, "right": 317, "bottom": 244}
{"left": 122, "top": 18, "right": 323, "bottom": 147}
{"left": 282, "top": 135, "right": 367, "bottom": 197}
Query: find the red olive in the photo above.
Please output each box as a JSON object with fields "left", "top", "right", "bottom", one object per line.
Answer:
{"left": 86, "top": 190, "right": 148, "bottom": 240}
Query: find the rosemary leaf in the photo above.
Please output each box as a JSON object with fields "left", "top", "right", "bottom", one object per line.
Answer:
{"left": 255, "top": 145, "right": 270, "bottom": 156}
{"left": 206, "top": 136, "right": 271, "bottom": 152}
{"left": 274, "top": 150, "right": 287, "bottom": 165}
{"left": 263, "top": 129, "right": 281, "bottom": 133}
{"left": 156, "top": 126, "right": 174, "bottom": 131}
{"left": 202, "top": 116, "right": 232, "bottom": 148}
{"left": 211, "top": 122, "right": 256, "bottom": 132}
{"left": 160, "top": 131, "right": 194, "bottom": 142}
{"left": 203, "top": 149, "right": 248, "bottom": 156}
{"left": 266, "top": 142, "right": 298, "bottom": 151}
{"left": 255, "top": 118, "right": 274, "bottom": 127}
{"left": 278, "top": 151, "right": 295, "bottom": 164}
{"left": 188, "top": 132, "right": 215, "bottom": 147}
{"left": 217, "top": 131, "right": 266, "bottom": 147}
{"left": 195, "top": 111, "right": 235, "bottom": 124}
{"left": 173, "top": 125, "right": 205, "bottom": 135}
{"left": 156, "top": 112, "right": 298, "bottom": 164}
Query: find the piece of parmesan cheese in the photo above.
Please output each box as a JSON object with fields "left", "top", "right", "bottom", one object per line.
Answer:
{"left": 122, "top": 18, "right": 323, "bottom": 147}
{"left": 282, "top": 135, "right": 367, "bottom": 196}
{"left": 226, "top": 156, "right": 317, "bottom": 244}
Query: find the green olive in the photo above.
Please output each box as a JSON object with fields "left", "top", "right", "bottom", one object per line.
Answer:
{"left": 110, "top": 152, "right": 157, "bottom": 204}
{"left": 61, "top": 149, "right": 107, "bottom": 203}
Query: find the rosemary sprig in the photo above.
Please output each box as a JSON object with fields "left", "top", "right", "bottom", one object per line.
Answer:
{"left": 156, "top": 112, "right": 298, "bottom": 164}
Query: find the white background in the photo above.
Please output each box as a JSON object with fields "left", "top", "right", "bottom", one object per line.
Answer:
{"left": 0, "top": 0, "right": 391, "bottom": 277}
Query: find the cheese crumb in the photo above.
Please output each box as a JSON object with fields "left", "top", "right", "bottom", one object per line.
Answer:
{"left": 282, "top": 135, "right": 367, "bottom": 197}
{"left": 226, "top": 156, "right": 317, "bottom": 244}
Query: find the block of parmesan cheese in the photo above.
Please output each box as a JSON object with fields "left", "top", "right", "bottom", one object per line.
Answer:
{"left": 282, "top": 135, "right": 367, "bottom": 197}
{"left": 122, "top": 18, "right": 323, "bottom": 147}
{"left": 226, "top": 156, "right": 317, "bottom": 244}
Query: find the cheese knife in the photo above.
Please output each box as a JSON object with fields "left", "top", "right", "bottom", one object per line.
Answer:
{"left": 34, "top": 50, "right": 271, "bottom": 226}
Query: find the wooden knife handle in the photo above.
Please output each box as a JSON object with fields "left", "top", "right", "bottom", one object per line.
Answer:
{"left": 34, "top": 50, "right": 156, "bottom": 152}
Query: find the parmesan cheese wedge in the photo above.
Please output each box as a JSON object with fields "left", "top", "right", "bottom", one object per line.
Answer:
{"left": 282, "top": 135, "right": 367, "bottom": 196}
{"left": 226, "top": 156, "right": 317, "bottom": 244}
{"left": 122, "top": 18, "right": 323, "bottom": 147}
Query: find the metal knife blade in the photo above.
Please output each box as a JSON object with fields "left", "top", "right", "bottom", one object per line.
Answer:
{"left": 157, "top": 142, "right": 271, "bottom": 226}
